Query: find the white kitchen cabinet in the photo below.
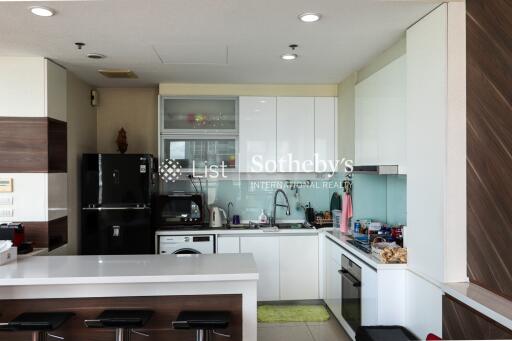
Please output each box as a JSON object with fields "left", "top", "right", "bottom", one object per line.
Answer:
{"left": 361, "top": 265, "right": 378, "bottom": 326}
{"left": 325, "top": 239, "right": 342, "bottom": 322}
{"left": 355, "top": 56, "right": 406, "bottom": 173}
{"left": 314, "top": 97, "right": 337, "bottom": 172}
{"left": 355, "top": 82, "right": 379, "bottom": 166}
{"left": 240, "top": 236, "right": 280, "bottom": 301}
{"left": 279, "top": 235, "right": 319, "bottom": 300}
{"left": 216, "top": 236, "right": 240, "bottom": 253}
{"left": 276, "top": 97, "right": 315, "bottom": 172}
{"left": 239, "top": 97, "right": 276, "bottom": 172}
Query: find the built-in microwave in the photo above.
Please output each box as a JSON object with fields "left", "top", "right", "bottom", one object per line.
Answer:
{"left": 154, "top": 193, "right": 204, "bottom": 228}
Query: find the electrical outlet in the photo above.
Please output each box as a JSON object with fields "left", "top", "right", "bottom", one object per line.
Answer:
{"left": 0, "top": 207, "right": 13, "bottom": 217}
{"left": 0, "top": 196, "right": 13, "bottom": 205}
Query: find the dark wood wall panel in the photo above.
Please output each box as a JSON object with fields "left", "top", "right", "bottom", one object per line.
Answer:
{"left": 443, "top": 295, "right": 512, "bottom": 340}
{"left": 22, "top": 221, "right": 48, "bottom": 248}
{"left": 23, "top": 216, "right": 68, "bottom": 250}
{"left": 467, "top": 0, "right": 512, "bottom": 299}
{"left": 48, "top": 118, "right": 67, "bottom": 172}
{"left": 0, "top": 117, "right": 48, "bottom": 172}
{"left": 48, "top": 216, "right": 68, "bottom": 250}
{"left": 0, "top": 294, "right": 242, "bottom": 341}
{"left": 0, "top": 117, "right": 67, "bottom": 173}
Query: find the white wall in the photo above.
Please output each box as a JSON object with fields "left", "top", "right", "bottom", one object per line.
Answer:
{"left": 96, "top": 88, "right": 157, "bottom": 155}
{"left": 405, "top": 270, "right": 443, "bottom": 338}
{"left": 53, "top": 72, "right": 97, "bottom": 255}
{"left": 406, "top": 2, "right": 467, "bottom": 284}
{"left": 404, "top": 3, "right": 466, "bottom": 338}
{"left": 0, "top": 57, "right": 46, "bottom": 117}
{"left": 406, "top": 4, "right": 448, "bottom": 283}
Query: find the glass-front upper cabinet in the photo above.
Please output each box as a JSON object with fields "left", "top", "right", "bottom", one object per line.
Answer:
{"left": 160, "top": 136, "right": 237, "bottom": 170}
{"left": 160, "top": 97, "right": 238, "bottom": 134}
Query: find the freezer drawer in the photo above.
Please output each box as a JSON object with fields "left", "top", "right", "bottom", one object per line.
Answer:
{"left": 81, "top": 208, "right": 153, "bottom": 255}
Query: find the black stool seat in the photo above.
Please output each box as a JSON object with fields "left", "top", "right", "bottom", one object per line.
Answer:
{"left": 0, "top": 312, "right": 74, "bottom": 331}
{"left": 85, "top": 310, "right": 153, "bottom": 328}
{"left": 356, "top": 326, "right": 417, "bottom": 341}
{"left": 172, "top": 311, "right": 230, "bottom": 330}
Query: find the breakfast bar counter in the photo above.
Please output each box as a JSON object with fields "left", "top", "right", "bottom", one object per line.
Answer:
{"left": 0, "top": 254, "right": 258, "bottom": 341}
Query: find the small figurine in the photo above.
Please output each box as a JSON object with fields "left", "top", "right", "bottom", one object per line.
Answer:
{"left": 116, "top": 128, "right": 128, "bottom": 154}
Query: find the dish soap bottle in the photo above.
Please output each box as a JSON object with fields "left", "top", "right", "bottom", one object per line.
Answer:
{"left": 259, "top": 209, "right": 268, "bottom": 224}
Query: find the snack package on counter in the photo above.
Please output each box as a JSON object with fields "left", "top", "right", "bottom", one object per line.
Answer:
{"left": 371, "top": 240, "right": 407, "bottom": 264}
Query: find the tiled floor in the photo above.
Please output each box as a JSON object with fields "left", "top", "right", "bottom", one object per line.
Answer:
{"left": 258, "top": 317, "right": 351, "bottom": 341}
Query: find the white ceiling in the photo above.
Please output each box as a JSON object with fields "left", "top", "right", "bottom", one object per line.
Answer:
{"left": 0, "top": 0, "right": 440, "bottom": 87}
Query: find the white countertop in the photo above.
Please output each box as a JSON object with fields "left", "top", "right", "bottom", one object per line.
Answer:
{"left": 443, "top": 282, "right": 512, "bottom": 331}
{"left": 156, "top": 227, "right": 320, "bottom": 236}
{"left": 156, "top": 227, "right": 406, "bottom": 270}
{"left": 0, "top": 253, "right": 258, "bottom": 286}
{"left": 324, "top": 229, "right": 407, "bottom": 270}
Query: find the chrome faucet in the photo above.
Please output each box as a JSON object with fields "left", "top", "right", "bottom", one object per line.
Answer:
{"left": 227, "top": 202, "right": 233, "bottom": 227}
{"left": 271, "top": 189, "right": 291, "bottom": 226}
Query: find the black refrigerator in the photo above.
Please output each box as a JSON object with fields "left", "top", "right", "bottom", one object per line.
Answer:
{"left": 81, "top": 154, "right": 155, "bottom": 255}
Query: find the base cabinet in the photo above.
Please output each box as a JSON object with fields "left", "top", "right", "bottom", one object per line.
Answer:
{"left": 240, "top": 236, "right": 280, "bottom": 301}
{"left": 217, "top": 236, "right": 240, "bottom": 253}
{"left": 325, "top": 249, "right": 342, "bottom": 322}
{"left": 279, "top": 235, "right": 319, "bottom": 300}
{"left": 322, "top": 234, "right": 405, "bottom": 337}
{"left": 218, "top": 234, "right": 319, "bottom": 301}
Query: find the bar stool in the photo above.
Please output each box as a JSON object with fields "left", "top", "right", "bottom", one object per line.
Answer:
{"left": 0, "top": 312, "right": 74, "bottom": 341}
{"left": 172, "top": 311, "right": 231, "bottom": 341}
{"left": 84, "top": 309, "right": 153, "bottom": 341}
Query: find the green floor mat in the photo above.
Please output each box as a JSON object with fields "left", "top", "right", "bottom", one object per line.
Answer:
{"left": 258, "top": 305, "right": 330, "bottom": 323}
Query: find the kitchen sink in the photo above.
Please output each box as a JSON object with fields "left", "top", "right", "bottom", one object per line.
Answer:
{"left": 275, "top": 223, "right": 313, "bottom": 229}
{"left": 226, "top": 222, "right": 314, "bottom": 230}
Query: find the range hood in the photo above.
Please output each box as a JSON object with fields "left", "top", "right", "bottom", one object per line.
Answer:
{"left": 351, "top": 165, "right": 399, "bottom": 175}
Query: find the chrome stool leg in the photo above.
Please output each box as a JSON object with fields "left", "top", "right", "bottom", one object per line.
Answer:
{"left": 195, "top": 329, "right": 215, "bottom": 341}
{"left": 32, "top": 331, "right": 47, "bottom": 341}
{"left": 115, "top": 328, "right": 131, "bottom": 341}
{"left": 195, "top": 329, "right": 204, "bottom": 341}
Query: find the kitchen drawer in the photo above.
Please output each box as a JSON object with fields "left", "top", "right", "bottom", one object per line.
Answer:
{"left": 327, "top": 238, "right": 343, "bottom": 265}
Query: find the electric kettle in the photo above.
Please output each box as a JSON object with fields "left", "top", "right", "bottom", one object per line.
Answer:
{"left": 210, "top": 206, "right": 227, "bottom": 228}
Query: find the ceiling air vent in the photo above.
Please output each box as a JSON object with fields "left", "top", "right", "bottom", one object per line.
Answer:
{"left": 98, "top": 69, "right": 138, "bottom": 79}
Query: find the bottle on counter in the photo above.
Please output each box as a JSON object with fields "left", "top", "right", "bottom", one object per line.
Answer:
{"left": 259, "top": 209, "right": 268, "bottom": 224}
{"left": 354, "top": 220, "right": 361, "bottom": 234}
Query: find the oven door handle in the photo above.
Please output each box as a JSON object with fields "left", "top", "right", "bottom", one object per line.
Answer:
{"left": 340, "top": 268, "right": 361, "bottom": 288}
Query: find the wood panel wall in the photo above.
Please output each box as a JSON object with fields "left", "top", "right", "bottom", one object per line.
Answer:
{"left": 466, "top": 0, "right": 512, "bottom": 299}
{"left": 443, "top": 295, "right": 512, "bottom": 339}
{"left": 0, "top": 117, "right": 67, "bottom": 173}
{"left": 0, "top": 294, "right": 242, "bottom": 341}
{"left": 22, "top": 216, "right": 68, "bottom": 250}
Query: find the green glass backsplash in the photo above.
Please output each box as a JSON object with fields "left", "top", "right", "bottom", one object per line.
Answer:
{"left": 350, "top": 174, "right": 407, "bottom": 225}
{"left": 161, "top": 174, "right": 406, "bottom": 224}
{"left": 162, "top": 179, "right": 334, "bottom": 221}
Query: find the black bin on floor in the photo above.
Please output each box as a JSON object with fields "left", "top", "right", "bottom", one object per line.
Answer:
{"left": 356, "top": 326, "right": 417, "bottom": 341}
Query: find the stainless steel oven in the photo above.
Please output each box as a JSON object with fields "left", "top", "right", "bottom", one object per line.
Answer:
{"left": 341, "top": 254, "right": 362, "bottom": 331}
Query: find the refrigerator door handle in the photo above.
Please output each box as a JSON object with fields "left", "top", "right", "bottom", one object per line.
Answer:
{"left": 82, "top": 207, "right": 150, "bottom": 210}
{"left": 112, "top": 225, "right": 120, "bottom": 237}
{"left": 112, "top": 169, "right": 120, "bottom": 184}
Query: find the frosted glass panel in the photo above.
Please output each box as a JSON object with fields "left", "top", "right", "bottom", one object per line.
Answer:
{"left": 162, "top": 98, "right": 237, "bottom": 131}
{"left": 161, "top": 137, "right": 236, "bottom": 169}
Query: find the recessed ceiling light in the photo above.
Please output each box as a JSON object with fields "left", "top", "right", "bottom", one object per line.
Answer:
{"left": 29, "top": 6, "right": 56, "bottom": 17}
{"left": 298, "top": 12, "right": 321, "bottom": 23}
{"left": 87, "top": 53, "right": 106, "bottom": 59}
{"left": 281, "top": 53, "right": 298, "bottom": 61}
